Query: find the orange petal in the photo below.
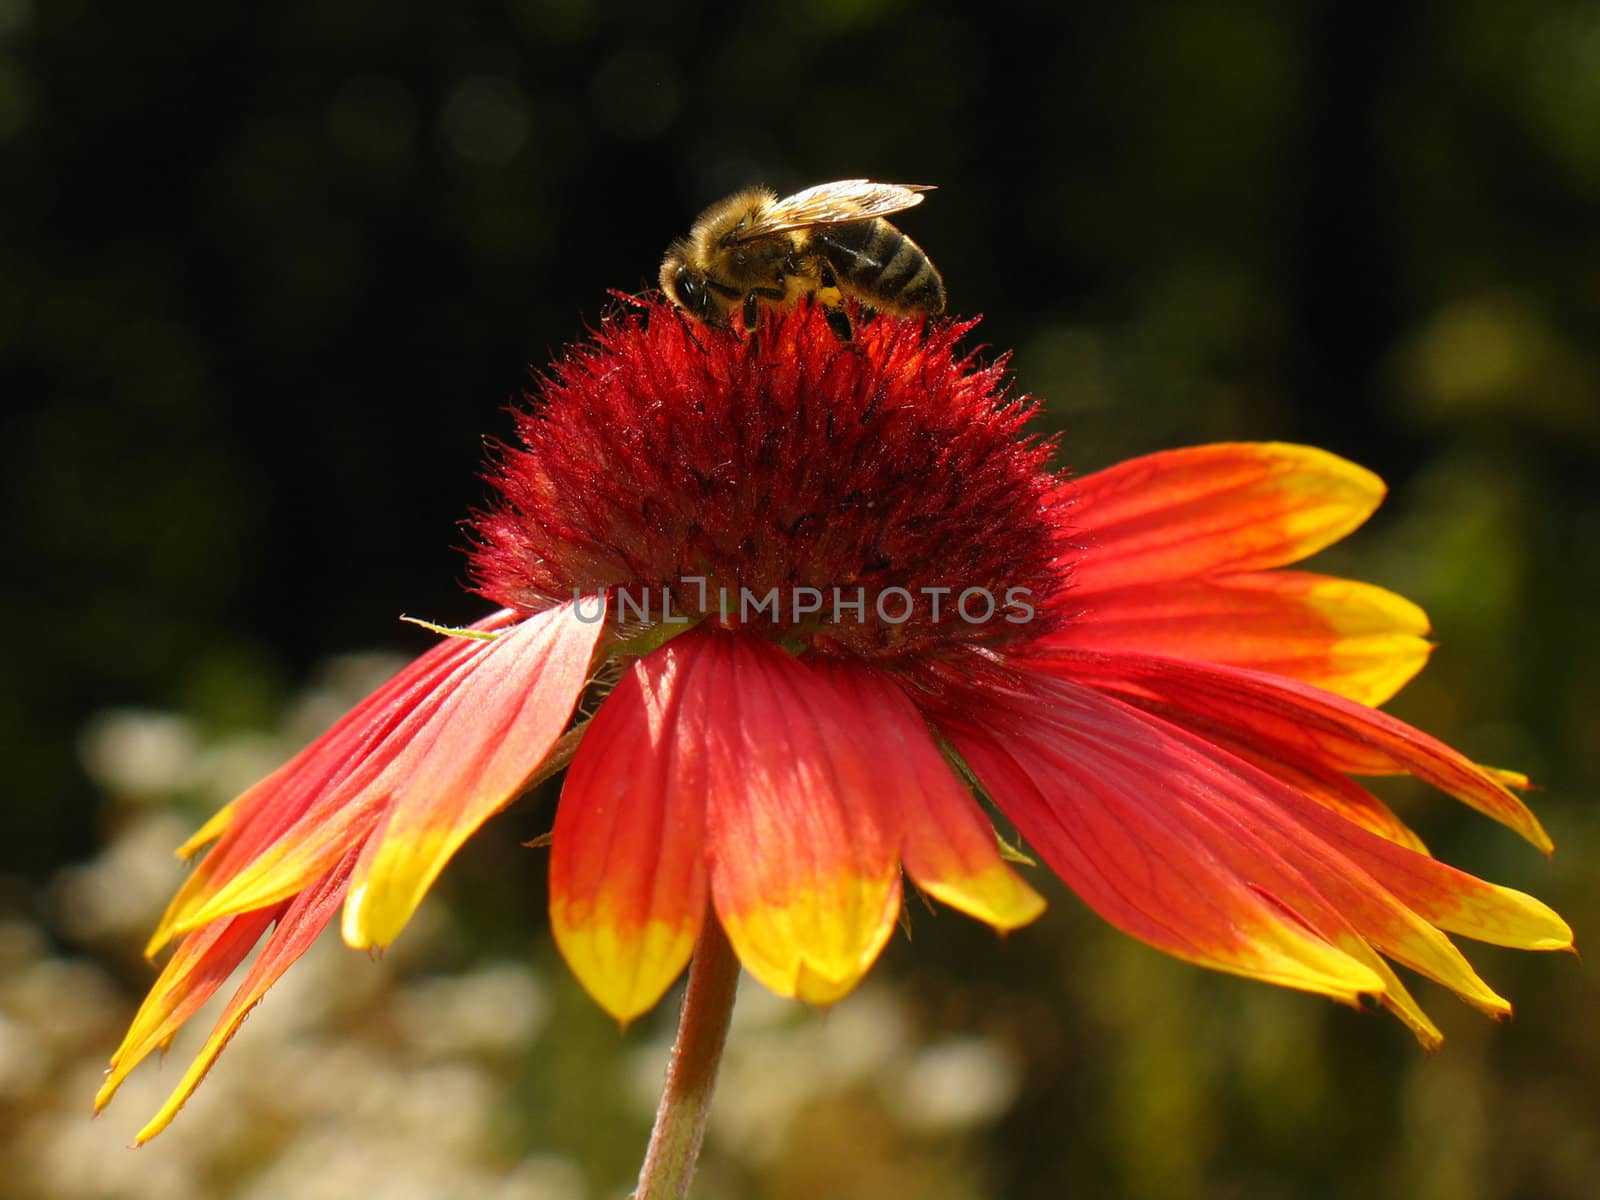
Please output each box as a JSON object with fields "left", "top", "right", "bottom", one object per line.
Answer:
{"left": 1061, "top": 443, "right": 1385, "bottom": 594}
{"left": 1192, "top": 728, "right": 1430, "bottom": 854}
{"left": 147, "top": 610, "right": 520, "bottom": 956}
{"left": 1044, "top": 570, "right": 1432, "bottom": 706}
{"left": 163, "top": 673, "right": 463, "bottom": 940}
{"left": 127, "top": 851, "right": 358, "bottom": 1144}
{"left": 806, "top": 659, "right": 1046, "bottom": 932}
{"left": 1191, "top": 777, "right": 1513, "bottom": 1022}
{"left": 1053, "top": 651, "right": 1553, "bottom": 852}
{"left": 549, "top": 648, "right": 710, "bottom": 1024}
{"left": 682, "top": 633, "right": 905, "bottom": 1005}
{"left": 941, "top": 679, "right": 1387, "bottom": 1007}
{"left": 341, "top": 602, "right": 601, "bottom": 950}
{"left": 942, "top": 670, "right": 1554, "bottom": 1038}
{"left": 96, "top": 908, "right": 281, "bottom": 1117}
{"left": 1265, "top": 782, "right": 1572, "bottom": 953}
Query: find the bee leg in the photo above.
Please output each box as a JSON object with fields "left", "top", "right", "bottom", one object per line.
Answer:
{"left": 811, "top": 264, "right": 853, "bottom": 341}
{"left": 738, "top": 286, "right": 789, "bottom": 337}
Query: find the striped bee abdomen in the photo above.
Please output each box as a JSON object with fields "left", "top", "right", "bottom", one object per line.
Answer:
{"left": 816, "top": 219, "right": 946, "bottom": 315}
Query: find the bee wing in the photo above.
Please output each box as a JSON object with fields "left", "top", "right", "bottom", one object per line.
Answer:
{"left": 732, "top": 180, "right": 933, "bottom": 240}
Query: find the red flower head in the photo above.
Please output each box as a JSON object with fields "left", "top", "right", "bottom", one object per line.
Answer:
{"left": 99, "top": 301, "right": 1570, "bottom": 1143}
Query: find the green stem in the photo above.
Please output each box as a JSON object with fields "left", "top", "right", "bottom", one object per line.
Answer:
{"left": 633, "top": 918, "right": 741, "bottom": 1200}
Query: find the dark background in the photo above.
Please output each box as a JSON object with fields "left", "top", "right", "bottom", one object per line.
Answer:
{"left": 2, "top": 2, "right": 1597, "bottom": 1197}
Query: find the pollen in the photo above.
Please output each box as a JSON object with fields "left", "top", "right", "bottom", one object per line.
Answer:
{"left": 470, "top": 301, "right": 1069, "bottom": 657}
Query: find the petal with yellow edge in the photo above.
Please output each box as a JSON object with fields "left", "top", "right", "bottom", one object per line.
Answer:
{"left": 805, "top": 658, "right": 1046, "bottom": 933}
{"left": 1265, "top": 779, "right": 1572, "bottom": 953}
{"left": 96, "top": 906, "right": 281, "bottom": 1118}
{"left": 1044, "top": 570, "right": 1432, "bottom": 707}
{"left": 148, "top": 610, "right": 520, "bottom": 955}
{"left": 945, "top": 669, "right": 1542, "bottom": 1042}
{"left": 1124, "top": 716, "right": 1518, "bottom": 1025}
{"left": 342, "top": 601, "right": 601, "bottom": 950}
{"left": 683, "top": 632, "right": 903, "bottom": 1006}
{"left": 550, "top": 642, "right": 710, "bottom": 1024}
{"left": 1052, "top": 651, "right": 1553, "bottom": 852}
{"left": 942, "top": 677, "right": 1389, "bottom": 1009}
{"left": 125, "top": 846, "right": 357, "bottom": 1145}
{"left": 1060, "top": 443, "right": 1386, "bottom": 593}
{"left": 161, "top": 666, "right": 464, "bottom": 940}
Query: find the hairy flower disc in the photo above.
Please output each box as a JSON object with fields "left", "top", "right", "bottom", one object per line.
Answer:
{"left": 470, "top": 303, "right": 1068, "bottom": 656}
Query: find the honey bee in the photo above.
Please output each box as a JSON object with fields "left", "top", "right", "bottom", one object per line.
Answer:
{"left": 659, "top": 179, "right": 946, "bottom": 340}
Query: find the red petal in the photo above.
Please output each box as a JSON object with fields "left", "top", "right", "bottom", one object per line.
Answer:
{"left": 1191, "top": 727, "right": 1430, "bottom": 853}
{"left": 935, "top": 669, "right": 1565, "bottom": 1042}
{"left": 130, "top": 847, "right": 360, "bottom": 1144}
{"left": 692, "top": 633, "right": 904, "bottom": 1005}
{"left": 1256, "top": 780, "right": 1570, "bottom": 953}
{"left": 341, "top": 602, "right": 601, "bottom": 949}
{"left": 551, "top": 635, "right": 1045, "bottom": 1020}
{"left": 549, "top": 645, "right": 710, "bottom": 1023}
{"left": 805, "top": 659, "right": 1045, "bottom": 933}
{"left": 148, "top": 611, "right": 520, "bottom": 954}
{"left": 939, "top": 680, "right": 1389, "bottom": 1007}
{"left": 1048, "top": 650, "right": 1552, "bottom": 852}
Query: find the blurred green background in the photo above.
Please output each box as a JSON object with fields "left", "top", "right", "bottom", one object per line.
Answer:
{"left": 2, "top": 1, "right": 1596, "bottom": 1197}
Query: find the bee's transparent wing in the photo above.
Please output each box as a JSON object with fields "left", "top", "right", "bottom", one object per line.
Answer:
{"left": 734, "top": 180, "right": 932, "bottom": 240}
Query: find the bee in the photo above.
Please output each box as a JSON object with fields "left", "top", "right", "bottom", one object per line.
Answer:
{"left": 659, "top": 179, "right": 946, "bottom": 341}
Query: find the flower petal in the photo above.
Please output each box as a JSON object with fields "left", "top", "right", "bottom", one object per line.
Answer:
{"left": 1044, "top": 570, "right": 1432, "bottom": 706}
{"left": 1195, "top": 729, "right": 1431, "bottom": 853}
{"left": 676, "top": 632, "right": 904, "bottom": 1005}
{"left": 1050, "top": 651, "right": 1553, "bottom": 852}
{"left": 807, "top": 659, "right": 1046, "bottom": 932}
{"left": 939, "top": 669, "right": 1556, "bottom": 1038}
{"left": 147, "top": 611, "right": 520, "bottom": 955}
{"left": 162, "top": 676, "right": 460, "bottom": 940}
{"left": 550, "top": 635, "right": 1044, "bottom": 1020}
{"left": 95, "top": 907, "right": 281, "bottom": 1117}
{"left": 1061, "top": 443, "right": 1385, "bottom": 593}
{"left": 549, "top": 648, "right": 710, "bottom": 1023}
{"left": 128, "top": 848, "right": 358, "bottom": 1145}
{"left": 1259, "top": 780, "right": 1572, "bottom": 953}
{"left": 940, "top": 679, "right": 1388, "bottom": 1006}
{"left": 340, "top": 602, "right": 601, "bottom": 950}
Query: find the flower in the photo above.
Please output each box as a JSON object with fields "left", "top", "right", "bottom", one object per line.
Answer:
{"left": 99, "top": 300, "right": 1570, "bottom": 1143}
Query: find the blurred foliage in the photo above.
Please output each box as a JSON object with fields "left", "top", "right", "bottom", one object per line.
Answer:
{"left": 1, "top": 0, "right": 1597, "bottom": 1196}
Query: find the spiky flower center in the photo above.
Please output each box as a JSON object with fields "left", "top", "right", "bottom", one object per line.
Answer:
{"left": 471, "top": 302, "right": 1068, "bottom": 659}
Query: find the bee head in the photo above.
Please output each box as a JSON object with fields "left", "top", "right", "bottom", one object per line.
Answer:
{"left": 659, "top": 243, "right": 718, "bottom": 324}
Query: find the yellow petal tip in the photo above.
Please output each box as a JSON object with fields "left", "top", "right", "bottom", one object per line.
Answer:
{"left": 553, "top": 907, "right": 700, "bottom": 1024}
{"left": 341, "top": 828, "right": 462, "bottom": 952}
{"left": 339, "top": 881, "right": 388, "bottom": 951}
{"left": 916, "top": 867, "right": 1048, "bottom": 934}
{"left": 792, "top": 957, "right": 870, "bottom": 1006}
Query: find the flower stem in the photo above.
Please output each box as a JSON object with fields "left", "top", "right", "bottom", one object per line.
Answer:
{"left": 633, "top": 918, "right": 741, "bottom": 1200}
